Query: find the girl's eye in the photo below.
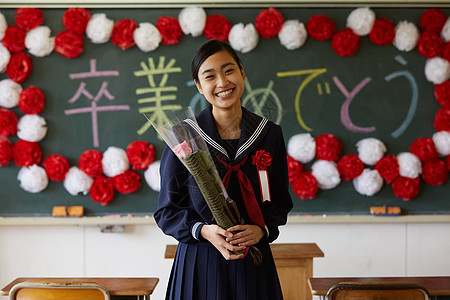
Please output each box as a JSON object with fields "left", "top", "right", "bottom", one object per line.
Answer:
{"left": 225, "top": 69, "right": 233, "bottom": 74}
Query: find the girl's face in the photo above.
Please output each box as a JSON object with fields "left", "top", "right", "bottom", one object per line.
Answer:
{"left": 195, "top": 50, "right": 245, "bottom": 112}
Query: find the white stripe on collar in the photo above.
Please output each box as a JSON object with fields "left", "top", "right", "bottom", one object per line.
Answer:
{"left": 235, "top": 118, "right": 268, "bottom": 159}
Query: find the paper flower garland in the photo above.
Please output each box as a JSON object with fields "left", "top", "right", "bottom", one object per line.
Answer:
{"left": 393, "top": 21, "right": 419, "bottom": 52}
{"left": 42, "top": 154, "right": 70, "bottom": 181}
{"left": 418, "top": 31, "right": 443, "bottom": 58}
{"left": 6, "top": 52, "right": 33, "bottom": 83}
{"left": 420, "top": 8, "right": 447, "bottom": 33}
{"left": 17, "top": 114, "right": 47, "bottom": 142}
{"left": 0, "top": 108, "right": 18, "bottom": 136}
{"left": 337, "top": 154, "right": 365, "bottom": 180}
{"left": 255, "top": 7, "right": 284, "bottom": 39}
{"left": 369, "top": 18, "right": 395, "bottom": 46}
{"left": 397, "top": 152, "right": 422, "bottom": 178}
{"left": 111, "top": 18, "right": 137, "bottom": 50}
{"left": 315, "top": 133, "right": 341, "bottom": 162}
{"left": 346, "top": 7, "right": 375, "bottom": 36}
{"left": 311, "top": 160, "right": 341, "bottom": 190}
{"left": 356, "top": 137, "right": 387, "bottom": 166}
{"left": 0, "top": 13, "right": 6, "bottom": 40}
{"left": 113, "top": 169, "right": 141, "bottom": 194}
{"left": 353, "top": 168, "right": 383, "bottom": 196}
{"left": 15, "top": 8, "right": 44, "bottom": 31}
{"left": 2, "top": 25, "right": 26, "bottom": 53}
{"left": 287, "top": 155, "right": 303, "bottom": 183}
{"left": 392, "top": 176, "right": 420, "bottom": 201}
{"left": 306, "top": 14, "right": 335, "bottom": 41}
{"left": 178, "top": 6, "right": 206, "bottom": 37}
{"left": 126, "top": 140, "right": 155, "bottom": 170}
{"left": 144, "top": 160, "right": 161, "bottom": 192}
{"left": 78, "top": 149, "right": 103, "bottom": 178}
{"left": 410, "top": 137, "right": 438, "bottom": 162}
{"left": 90, "top": 176, "right": 115, "bottom": 205}
{"left": 287, "top": 133, "right": 316, "bottom": 163}
{"left": 133, "top": 22, "right": 161, "bottom": 52}
{"left": 434, "top": 80, "right": 450, "bottom": 107}
{"left": 374, "top": 154, "right": 399, "bottom": 184}
{"left": 17, "top": 164, "right": 48, "bottom": 193}
{"left": 18, "top": 86, "right": 45, "bottom": 114}
{"left": 155, "top": 16, "right": 182, "bottom": 45}
{"left": 86, "top": 13, "right": 114, "bottom": 44}
{"left": 433, "top": 131, "right": 450, "bottom": 156}
{"left": 63, "top": 166, "right": 93, "bottom": 196}
{"left": 332, "top": 28, "right": 360, "bottom": 56}
{"left": 62, "top": 7, "right": 91, "bottom": 35}
{"left": 0, "top": 137, "right": 13, "bottom": 166}
{"left": 25, "top": 26, "right": 55, "bottom": 57}
{"left": 102, "top": 146, "right": 130, "bottom": 177}
{"left": 228, "top": 23, "right": 259, "bottom": 53}
{"left": 0, "top": 44, "right": 10, "bottom": 72}
{"left": 203, "top": 14, "right": 231, "bottom": 41}
{"left": 292, "top": 171, "right": 318, "bottom": 200}
{"left": 424, "top": 57, "right": 450, "bottom": 84}
{"left": 278, "top": 20, "right": 307, "bottom": 51}
{"left": 13, "top": 139, "right": 42, "bottom": 167}
{"left": 54, "top": 30, "right": 84, "bottom": 58}
{"left": 422, "top": 158, "right": 448, "bottom": 185}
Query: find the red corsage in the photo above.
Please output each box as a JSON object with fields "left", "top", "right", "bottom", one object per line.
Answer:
{"left": 0, "top": 137, "right": 14, "bottom": 167}
{"left": 63, "top": 7, "right": 91, "bottom": 35}
{"left": 434, "top": 107, "right": 450, "bottom": 132}
{"left": 156, "top": 16, "right": 182, "bottom": 45}
{"left": 78, "top": 149, "right": 103, "bottom": 178}
{"left": 331, "top": 28, "right": 360, "bottom": 57}
{"left": 6, "top": 52, "right": 33, "bottom": 83}
{"left": 203, "top": 15, "right": 232, "bottom": 42}
{"left": 13, "top": 140, "right": 42, "bottom": 167}
{"left": 369, "top": 18, "right": 395, "bottom": 46}
{"left": 420, "top": 8, "right": 447, "bottom": 33}
{"left": 287, "top": 155, "right": 303, "bottom": 183}
{"left": 113, "top": 170, "right": 141, "bottom": 194}
{"left": 392, "top": 176, "right": 420, "bottom": 201}
{"left": 422, "top": 158, "right": 448, "bottom": 186}
{"left": 292, "top": 171, "right": 318, "bottom": 200}
{"left": 19, "top": 86, "right": 45, "bottom": 115}
{"left": 1, "top": 25, "right": 26, "bottom": 53}
{"left": 54, "top": 30, "right": 84, "bottom": 58}
{"left": 417, "top": 31, "right": 443, "bottom": 59}
{"left": 111, "top": 18, "right": 138, "bottom": 50}
{"left": 255, "top": 7, "right": 284, "bottom": 39}
{"left": 0, "top": 108, "right": 18, "bottom": 136}
{"left": 43, "top": 154, "right": 70, "bottom": 181}
{"left": 126, "top": 141, "right": 155, "bottom": 170}
{"left": 306, "top": 15, "right": 335, "bottom": 41}
{"left": 434, "top": 80, "right": 450, "bottom": 107}
{"left": 409, "top": 137, "right": 438, "bottom": 162}
{"left": 337, "top": 154, "right": 364, "bottom": 180}
{"left": 315, "top": 133, "right": 342, "bottom": 162}
{"left": 15, "top": 8, "right": 44, "bottom": 31}
{"left": 90, "top": 176, "right": 115, "bottom": 206}
{"left": 252, "top": 150, "right": 272, "bottom": 170}
{"left": 374, "top": 155, "right": 399, "bottom": 184}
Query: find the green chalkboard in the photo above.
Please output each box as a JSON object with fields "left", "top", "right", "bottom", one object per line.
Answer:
{"left": 0, "top": 7, "right": 449, "bottom": 217}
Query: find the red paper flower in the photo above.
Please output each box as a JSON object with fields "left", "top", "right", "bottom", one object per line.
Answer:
{"left": 434, "top": 107, "right": 450, "bottom": 132}
{"left": 331, "top": 28, "right": 360, "bottom": 57}
{"left": 78, "top": 149, "right": 103, "bottom": 178}
{"left": 434, "top": 80, "right": 450, "bottom": 107}
{"left": 306, "top": 15, "right": 336, "bottom": 41}
{"left": 0, "top": 108, "right": 18, "bottom": 136}
{"left": 90, "top": 176, "right": 115, "bottom": 206}
{"left": 19, "top": 86, "right": 45, "bottom": 115}
{"left": 1, "top": 25, "right": 26, "bottom": 53}
{"left": 203, "top": 15, "right": 232, "bottom": 42}
{"left": 63, "top": 7, "right": 91, "bottom": 35}
{"left": 369, "top": 18, "right": 395, "bottom": 46}
{"left": 315, "top": 133, "right": 342, "bottom": 161}
{"left": 54, "top": 30, "right": 84, "bottom": 58}
{"left": 252, "top": 150, "right": 272, "bottom": 170}
{"left": 111, "top": 18, "right": 138, "bottom": 50}
{"left": 113, "top": 170, "right": 141, "bottom": 194}
{"left": 43, "top": 154, "right": 70, "bottom": 181}
{"left": 0, "top": 137, "right": 13, "bottom": 167}
{"left": 126, "top": 141, "right": 155, "bottom": 170}
{"left": 287, "top": 155, "right": 303, "bottom": 183}
{"left": 255, "top": 7, "right": 284, "bottom": 39}
{"left": 156, "top": 16, "right": 183, "bottom": 45}
{"left": 13, "top": 140, "right": 42, "bottom": 167}
{"left": 15, "top": 8, "right": 44, "bottom": 31}
{"left": 422, "top": 158, "right": 448, "bottom": 186}
{"left": 420, "top": 8, "right": 447, "bottom": 33}
{"left": 417, "top": 31, "right": 443, "bottom": 59}
{"left": 292, "top": 171, "right": 318, "bottom": 200}
{"left": 409, "top": 137, "right": 438, "bottom": 163}
{"left": 447, "top": 155, "right": 450, "bottom": 171}
{"left": 374, "top": 155, "right": 399, "bottom": 184}
{"left": 441, "top": 42, "right": 450, "bottom": 63}
{"left": 337, "top": 154, "right": 364, "bottom": 180}
{"left": 392, "top": 176, "right": 420, "bottom": 201}
{"left": 6, "top": 52, "right": 33, "bottom": 83}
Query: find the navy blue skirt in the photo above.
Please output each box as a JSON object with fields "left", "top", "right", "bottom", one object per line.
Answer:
{"left": 166, "top": 240, "right": 283, "bottom": 300}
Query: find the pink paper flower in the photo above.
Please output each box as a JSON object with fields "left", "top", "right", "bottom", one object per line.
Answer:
{"left": 173, "top": 141, "right": 192, "bottom": 159}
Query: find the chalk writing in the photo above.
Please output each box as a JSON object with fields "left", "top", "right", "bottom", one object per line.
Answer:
{"left": 242, "top": 79, "right": 283, "bottom": 124}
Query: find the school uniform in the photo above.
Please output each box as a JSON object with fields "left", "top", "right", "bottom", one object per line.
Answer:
{"left": 154, "top": 106, "right": 293, "bottom": 300}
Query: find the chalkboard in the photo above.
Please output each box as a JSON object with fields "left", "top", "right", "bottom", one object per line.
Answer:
{"left": 0, "top": 7, "right": 449, "bottom": 217}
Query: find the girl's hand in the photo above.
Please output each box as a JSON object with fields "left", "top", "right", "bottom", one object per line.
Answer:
{"left": 225, "top": 224, "right": 265, "bottom": 247}
{"left": 200, "top": 224, "right": 246, "bottom": 260}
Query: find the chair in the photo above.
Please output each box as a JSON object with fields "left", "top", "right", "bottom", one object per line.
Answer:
{"left": 326, "top": 282, "right": 430, "bottom": 300}
{"left": 9, "top": 281, "right": 110, "bottom": 300}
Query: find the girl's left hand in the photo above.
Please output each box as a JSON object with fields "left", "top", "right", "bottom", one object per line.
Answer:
{"left": 225, "top": 224, "right": 265, "bottom": 247}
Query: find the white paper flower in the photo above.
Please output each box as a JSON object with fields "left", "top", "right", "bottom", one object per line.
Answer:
{"left": 0, "top": 44, "right": 10, "bottom": 73}
{"left": 17, "top": 114, "right": 48, "bottom": 142}
{"left": 432, "top": 131, "right": 450, "bottom": 156}
{"left": 134, "top": 22, "right": 161, "bottom": 52}
{"left": 397, "top": 152, "right": 422, "bottom": 178}
{"left": 287, "top": 133, "right": 316, "bottom": 163}
{"left": 0, "top": 79, "right": 23, "bottom": 108}
{"left": 425, "top": 57, "right": 450, "bottom": 84}
{"left": 229, "top": 23, "right": 259, "bottom": 53}
{"left": 17, "top": 165, "right": 49, "bottom": 193}
{"left": 311, "top": 160, "right": 341, "bottom": 190}
{"left": 278, "top": 20, "right": 307, "bottom": 50}
{"left": 353, "top": 168, "right": 383, "bottom": 196}
{"left": 0, "top": 13, "right": 6, "bottom": 40}
{"left": 102, "top": 146, "right": 130, "bottom": 177}
{"left": 178, "top": 6, "right": 206, "bottom": 37}
{"left": 356, "top": 137, "right": 387, "bottom": 166}
{"left": 25, "top": 26, "right": 55, "bottom": 57}
{"left": 63, "top": 166, "right": 94, "bottom": 196}
{"left": 346, "top": 7, "right": 375, "bottom": 36}
{"left": 86, "top": 13, "right": 114, "bottom": 44}
{"left": 393, "top": 21, "right": 419, "bottom": 52}
{"left": 441, "top": 17, "right": 450, "bottom": 42}
{"left": 144, "top": 160, "right": 161, "bottom": 192}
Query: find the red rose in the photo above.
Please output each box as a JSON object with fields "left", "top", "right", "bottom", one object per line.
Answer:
{"left": 19, "top": 86, "right": 45, "bottom": 115}
{"left": 434, "top": 80, "right": 450, "bottom": 107}
{"left": 252, "top": 150, "right": 272, "bottom": 170}
{"left": 287, "top": 155, "right": 303, "bottom": 183}
{"left": 255, "top": 7, "right": 284, "bottom": 39}
{"left": 0, "top": 108, "right": 18, "bottom": 136}
{"left": 434, "top": 107, "right": 450, "bottom": 132}
{"left": 1, "top": 25, "right": 26, "bottom": 53}
{"left": 54, "top": 30, "right": 84, "bottom": 58}
{"left": 369, "top": 18, "right": 395, "bottom": 46}
{"left": 156, "top": 16, "right": 183, "bottom": 45}
{"left": 306, "top": 15, "right": 335, "bottom": 41}
{"left": 337, "top": 154, "right": 364, "bottom": 180}
{"left": 126, "top": 141, "right": 155, "bottom": 170}
{"left": 315, "top": 133, "right": 342, "bottom": 162}
{"left": 13, "top": 140, "right": 42, "bottom": 167}
{"left": 0, "top": 137, "right": 14, "bottom": 167}
{"left": 111, "top": 19, "right": 138, "bottom": 50}
{"left": 43, "top": 154, "right": 70, "bottom": 181}
{"left": 422, "top": 158, "right": 448, "bottom": 186}
{"left": 90, "top": 176, "right": 115, "bottom": 206}
{"left": 292, "top": 171, "right": 318, "bottom": 200}
{"left": 63, "top": 7, "right": 91, "bottom": 35}
{"left": 409, "top": 137, "right": 438, "bottom": 163}
{"left": 15, "top": 8, "right": 44, "bottom": 31}
{"left": 420, "top": 8, "right": 447, "bottom": 33}
{"left": 78, "top": 149, "right": 103, "bottom": 178}
{"left": 374, "top": 155, "right": 399, "bottom": 184}
{"left": 331, "top": 28, "right": 360, "bottom": 57}
{"left": 6, "top": 52, "right": 33, "bottom": 83}
{"left": 417, "top": 31, "right": 443, "bottom": 59}
{"left": 203, "top": 15, "right": 232, "bottom": 42}
{"left": 113, "top": 170, "right": 141, "bottom": 194}
{"left": 392, "top": 176, "right": 420, "bottom": 201}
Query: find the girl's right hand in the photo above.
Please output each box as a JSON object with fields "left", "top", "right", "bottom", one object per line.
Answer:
{"left": 200, "top": 224, "right": 246, "bottom": 260}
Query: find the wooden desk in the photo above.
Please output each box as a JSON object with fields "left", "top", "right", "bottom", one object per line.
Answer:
{"left": 166, "top": 243, "right": 324, "bottom": 300}
{"left": 1, "top": 277, "right": 159, "bottom": 299}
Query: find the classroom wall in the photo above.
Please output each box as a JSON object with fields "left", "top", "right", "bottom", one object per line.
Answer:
{"left": 1, "top": 221, "right": 450, "bottom": 299}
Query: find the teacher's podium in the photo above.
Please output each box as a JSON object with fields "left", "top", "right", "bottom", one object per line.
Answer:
{"left": 165, "top": 243, "right": 324, "bottom": 300}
